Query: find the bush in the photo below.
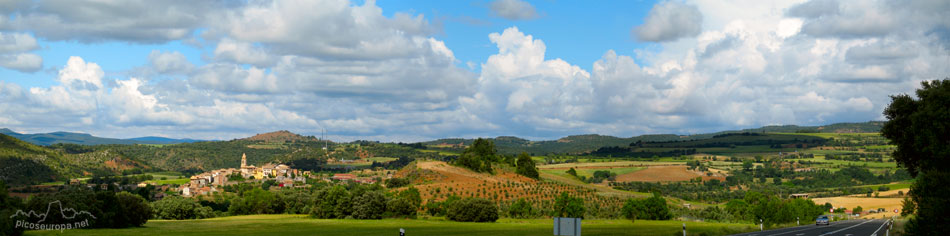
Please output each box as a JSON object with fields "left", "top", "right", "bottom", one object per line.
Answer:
{"left": 310, "top": 185, "right": 351, "bottom": 219}
{"left": 152, "top": 197, "right": 215, "bottom": 220}
{"left": 447, "top": 198, "right": 498, "bottom": 222}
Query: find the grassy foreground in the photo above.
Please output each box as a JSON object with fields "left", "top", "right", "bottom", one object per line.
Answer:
{"left": 26, "top": 215, "right": 758, "bottom": 236}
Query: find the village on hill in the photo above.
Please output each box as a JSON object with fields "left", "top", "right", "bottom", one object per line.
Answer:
{"left": 180, "top": 153, "right": 383, "bottom": 197}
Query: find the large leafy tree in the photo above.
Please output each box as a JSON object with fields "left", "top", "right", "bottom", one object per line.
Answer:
{"left": 881, "top": 79, "right": 950, "bottom": 235}
{"left": 455, "top": 138, "right": 498, "bottom": 173}
{"left": 553, "top": 192, "right": 585, "bottom": 218}
{"left": 515, "top": 152, "right": 539, "bottom": 179}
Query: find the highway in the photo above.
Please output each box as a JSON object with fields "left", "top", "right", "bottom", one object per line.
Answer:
{"left": 731, "top": 219, "right": 892, "bottom": 236}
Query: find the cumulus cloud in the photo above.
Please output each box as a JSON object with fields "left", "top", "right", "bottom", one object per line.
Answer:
{"left": 3, "top": 0, "right": 950, "bottom": 141}
{"left": 149, "top": 50, "right": 194, "bottom": 74}
{"left": 3, "top": 0, "right": 233, "bottom": 43}
{"left": 489, "top": 0, "right": 539, "bottom": 20}
{"left": 634, "top": 1, "right": 703, "bottom": 42}
{"left": 0, "top": 32, "right": 41, "bottom": 72}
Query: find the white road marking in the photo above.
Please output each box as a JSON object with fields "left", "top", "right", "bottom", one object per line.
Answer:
{"left": 871, "top": 220, "right": 890, "bottom": 236}
{"left": 818, "top": 220, "right": 872, "bottom": 236}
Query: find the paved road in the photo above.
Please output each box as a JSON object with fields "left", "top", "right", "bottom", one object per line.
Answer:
{"left": 731, "top": 219, "right": 891, "bottom": 236}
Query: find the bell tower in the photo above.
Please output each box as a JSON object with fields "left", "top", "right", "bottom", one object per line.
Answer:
{"left": 241, "top": 153, "right": 247, "bottom": 168}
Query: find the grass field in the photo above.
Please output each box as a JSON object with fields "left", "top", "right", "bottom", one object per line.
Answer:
{"left": 140, "top": 172, "right": 189, "bottom": 185}
{"left": 25, "top": 215, "right": 758, "bottom": 236}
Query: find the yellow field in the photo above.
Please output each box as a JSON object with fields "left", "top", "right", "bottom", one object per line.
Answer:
{"left": 812, "top": 193, "right": 905, "bottom": 219}
{"left": 538, "top": 161, "right": 681, "bottom": 169}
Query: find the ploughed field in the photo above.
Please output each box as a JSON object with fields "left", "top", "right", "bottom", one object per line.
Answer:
{"left": 398, "top": 161, "right": 629, "bottom": 211}
{"left": 24, "top": 215, "right": 759, "bottom": 236}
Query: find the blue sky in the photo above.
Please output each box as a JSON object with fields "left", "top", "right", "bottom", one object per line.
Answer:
{"left": 0, "top": 0, "right": 948, "bottom": 141}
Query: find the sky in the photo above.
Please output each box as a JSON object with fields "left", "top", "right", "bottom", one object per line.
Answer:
{"left": 0, "top": 0, "right": 948, "bottom": 142}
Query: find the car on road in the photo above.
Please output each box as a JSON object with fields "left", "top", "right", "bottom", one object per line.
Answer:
{"left": 816, "top": 215, "right": 830, "bottom": 226}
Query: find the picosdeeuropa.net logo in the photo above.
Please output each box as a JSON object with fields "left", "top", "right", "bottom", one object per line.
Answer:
{"left": 10, "top": 200, "right": 97, "bottom": 232}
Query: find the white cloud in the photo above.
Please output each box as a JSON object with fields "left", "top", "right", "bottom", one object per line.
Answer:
{"left": 57, "top": 56, "right": 104, "bottom": 90}
{"left": 213, "top": 38, "right": 274, "bottom": 67}
{"left": 0, "top": 32, "right": 41, "bottom": 72}
{"left": 489, "top": 0, "right": 539, "bottom": 20}
{"left": 5, "top": 0, "right": 230, "bottom": 43}
{"left": 2, "top": 0, "right": 950, "bottom": 141}
{"left": 634, "top": 1, "right": 703, "bottom": 42}
{"left": 149, "top": 50, "right": 194, "bottom": 74}
{"left": 0, "top": 53, "right": 41, "bottom": 72}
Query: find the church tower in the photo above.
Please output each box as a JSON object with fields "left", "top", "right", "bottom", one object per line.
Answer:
{"left": 241, "top": 153, "right": 247, "bottom": 168}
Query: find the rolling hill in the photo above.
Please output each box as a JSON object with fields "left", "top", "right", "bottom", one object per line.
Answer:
{"left": 0, "top": 128, "right": 206, "bottom": 146}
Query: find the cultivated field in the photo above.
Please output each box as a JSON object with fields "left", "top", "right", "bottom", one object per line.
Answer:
{"left": 812, "top": 195, "right": 904, "bottom": 219}
{"left": 24, "top": 215, "right": 759, "bottom": 236}
{"left": 399, "top": 161, "right": 630, "bottom": 209}
{"left": 615, "top": 165, "right": 724, "bottom": 182}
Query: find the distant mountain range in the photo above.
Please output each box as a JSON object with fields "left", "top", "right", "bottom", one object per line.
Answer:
{"left": 0, "top": 128, "right": 207, "bottom": 146}
{"left": 423, "top": 121, "right": 885, "bottom": 155}
{"left": 0, "top": 121, "right": 883, "bottom": 147}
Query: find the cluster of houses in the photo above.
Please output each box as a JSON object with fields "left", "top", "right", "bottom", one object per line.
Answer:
{"left": 180, "top": 153, "right": 309, "bottom": 197}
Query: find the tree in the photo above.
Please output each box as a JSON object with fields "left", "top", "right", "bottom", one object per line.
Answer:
{"left": 114, "top": 192, "right": 151, "bottom": 227}
{"left": 310, "top": 185, "right": 351, "bottom": 219}
{"left": 515, "top": 152, "right": 540, "bottom": 179}
{"left": 1, "top": 181, "right": 25, "bottom": 236}
{"left": 508, "top": 198, "right": 534, "bottom": 218}
{"left": 742, "top": 160, "right": 754, "bottom": 172}
{"left": 853, "top": 206, "right": 863, "bottom": 215}
{"left": 566, "top": 168, "right": 578, "bottom": 177}
{"left": 352, "top": 191, "right": 387, "bottom": 219}
{"left": 455, "top": 138, "right": 498, "bottom": 173}
{"left": 152, "top": 197, "right": 214, "bottom": 220}
{"left": 397, "top": 187, "right": 422, "bottom": 208}
{"left": 229, "top": 188, "right": 277, "bottom": 215}
{"left": 553, "top": 192, "right": 585, "bottom": 218}
{"left": 387, "top": 197, "right": 417, "bottom": 218}
{"left": 901, "top": 197, "right": 915, "bottom": 216}
{"left": 446, "top": 198, "right": 498, "bottom": 222}
{"left": 881, "top": 79, "right": 950, "bottom": 235}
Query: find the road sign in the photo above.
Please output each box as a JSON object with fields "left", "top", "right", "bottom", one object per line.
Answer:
{"left": 894, "top": 209, "right": 899, "bottom": 213}
{"left": 554, "top": 217, "right": 581, "bottom": 236}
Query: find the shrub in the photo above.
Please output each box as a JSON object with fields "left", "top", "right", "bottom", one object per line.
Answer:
{"left": 447, "top": 197, "right": 498, "bottom": 222}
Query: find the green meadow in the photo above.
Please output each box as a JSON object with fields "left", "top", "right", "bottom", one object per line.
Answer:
{"left": 25, "top": 215, "right": 758, "bottom": 236}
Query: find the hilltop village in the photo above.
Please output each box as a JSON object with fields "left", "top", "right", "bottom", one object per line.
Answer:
{"left": 179, "top": 153, "right": 309, "bottom": 196}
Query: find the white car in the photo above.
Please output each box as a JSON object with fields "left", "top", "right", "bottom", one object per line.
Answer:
{"left": 816, "top": 215, "right": 830, "bottom": 226}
